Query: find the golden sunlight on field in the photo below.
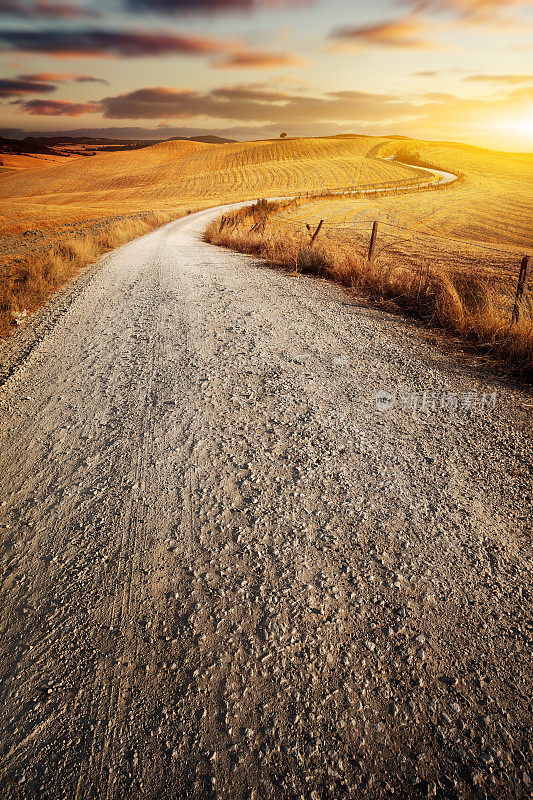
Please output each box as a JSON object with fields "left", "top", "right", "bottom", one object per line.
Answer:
{"left": 0, "top": 136, "right": 421, "bottom": 236}
{"left": 1, "top": 133, "right": 531, "bottom": 368}
{"left": 276, "top": 141, "right": 533, "bottom": 251}
{"left": 206, "top": 199, "right": 533, "bottom": 371}
{"left": 0, "top": 153, "right": 86, "bottom": 172}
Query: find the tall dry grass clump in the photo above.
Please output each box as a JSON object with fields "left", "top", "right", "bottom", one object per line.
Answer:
{"left": 0, "top": 211, "right": 178, "bottom": 338}
{"left": 206, "top": 203, "right": 533, "bottom": 373}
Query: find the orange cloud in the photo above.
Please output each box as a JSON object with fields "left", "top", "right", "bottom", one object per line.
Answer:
{"left": 214, "top": 51, "right": 305, "bottom": 68}
{"left": 405, "top": 0, "right": 530, "bottom": 24}
{"left": 330, "top": 17, "right": 437, "bottom": 49}
{"left": 464, "top": 73, "right": 533, "bottom": 84}
{"left": 21, "top": 98, "right": 100, "bottom": 115}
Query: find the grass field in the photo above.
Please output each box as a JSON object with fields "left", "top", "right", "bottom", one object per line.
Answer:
{"left": 232, "top": 139, "right": 531, "bottom": 371}
{"left": 0, "top": 134, "right": 427, "bottom": 336}
{"left": 1, "top": 133, "right": 531, "bottom": 369}
{"left": 276, "top": 141, "right": 533, "bottom": 250}
{"left": 205, "top": 183, "right": 533, "bottom": 373}
{"left": 0, "top": 212, "right": 181, "bottom": 338}
{"left": 0, "top": 152, "right": 87, "bottom": 172}
{"left": 0, "top": 136, "right": 423, "bottom": 236}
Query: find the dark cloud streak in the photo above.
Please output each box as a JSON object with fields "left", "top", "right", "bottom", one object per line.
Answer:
{"left": 0, "top": 28, "right": 237, "bottom": 57}
{"left": 0, "top": 77, "right": 57, "bottom": 96}
{"left": 1, "top": 0, "right": 313, "bottom": 18}
{"left": 123, "top": 0, "right": 313, "bottom": 15}
{"left": 0, "top": 28, "right": 302, "bottom": 70}
{"left": 0, "top": 0, "right": 99, "bottom": 18}
{"left": 98, "top": 85, "right": 421, "bottom": 124}
{"left": 19, "top": 71, "right": 109, "bottom": 84}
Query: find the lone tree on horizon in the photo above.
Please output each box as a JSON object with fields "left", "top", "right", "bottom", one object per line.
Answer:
{"left": 280, "top": 132, "right": 287, "bottom": 139}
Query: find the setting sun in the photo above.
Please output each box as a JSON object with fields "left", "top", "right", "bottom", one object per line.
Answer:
{"left": 494, "top": 112, "right": 533, "bottom": 143}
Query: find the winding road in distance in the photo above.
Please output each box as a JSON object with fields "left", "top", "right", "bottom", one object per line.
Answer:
{"left": 0, "top": 195, "right": 531, "bottom": 800}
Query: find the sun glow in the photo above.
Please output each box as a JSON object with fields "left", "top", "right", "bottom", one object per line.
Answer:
{"left": 488, "top": 112, "right": 533, "bottom": 144}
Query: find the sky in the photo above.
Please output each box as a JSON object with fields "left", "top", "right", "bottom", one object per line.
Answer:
{"left": 0, "top": 0, "right": 532, "bottom": 150}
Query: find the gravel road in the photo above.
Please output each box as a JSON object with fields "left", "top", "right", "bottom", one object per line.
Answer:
{"left": 0, "top": 206, "right": 531, "bottom": 800}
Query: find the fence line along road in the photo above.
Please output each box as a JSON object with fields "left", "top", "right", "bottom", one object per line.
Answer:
{"left": 229, "top": 180, "right": 531, "bottom": 325}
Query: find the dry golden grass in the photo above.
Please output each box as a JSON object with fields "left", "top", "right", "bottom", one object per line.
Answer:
{"left": 0, "top": 152, "right": 86, "bottom": 173}
{"left": 3, "top": 135, "right": 413, "bottom": 336}
{"left": 278, "top": 140, "right": 533, "bottom": 250}
{"left": 0, "top": 135, "right": 426, "bottom": 338}
{"left": 0, "top": 136, "right": 421, "bottom": 235}
{"left": 205, "top": 201, "right": 533, "bottom": 373}
{"left": 1, "top": 133, "right": 531, "bottom": 369}
{"left": 0, "top": 211, "right": 178, "bottom": 338}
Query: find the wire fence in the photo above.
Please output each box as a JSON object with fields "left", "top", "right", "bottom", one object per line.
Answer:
{"left": 222, "top": 199, "right": 532, "bottom": 325}
{"left": 272, "top": 174, "right": 455, "bottom": 203}
{"left": 320, "top": 219, "right": 530, "bottom": 322}
{"left": 322, "top": 220, "right": 521, "bottom": 281}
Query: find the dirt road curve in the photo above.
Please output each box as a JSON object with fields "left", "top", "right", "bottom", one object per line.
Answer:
{"left": 0, "top": 207, "right": 531, "bottom": 800}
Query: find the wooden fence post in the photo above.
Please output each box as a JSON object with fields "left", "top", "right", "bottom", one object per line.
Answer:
{"left": 415, "top": 263, "right": 424, "bottom": 302}
{"left": 367, "top": 221, "right": 379, "bottom": 263}
{"left": 511, "top": 255, "right": 530, "bottom": 324}
{"left": 309, "top": 219, "right": 324, "bottom": 246}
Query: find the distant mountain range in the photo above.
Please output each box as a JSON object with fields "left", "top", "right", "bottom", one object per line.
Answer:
{"left": 0, "top": 134, "right": 237, "bottom": 158}
{"left": 0, "top": 135, "right": 66, "bottom": 156}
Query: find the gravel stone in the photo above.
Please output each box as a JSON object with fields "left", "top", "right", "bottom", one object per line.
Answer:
{"left": 0, "top": 206, "right": 530, "bottom": 799}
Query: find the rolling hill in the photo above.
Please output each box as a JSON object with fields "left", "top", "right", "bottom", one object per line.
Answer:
{"left": 275, "top": 139, "right": 533, "bottom": 250}
{"left": 0, "top": 136, "right": 422, "bottom": 235}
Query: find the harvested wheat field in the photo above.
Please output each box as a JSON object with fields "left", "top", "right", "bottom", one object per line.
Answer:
{"left": 274, "top": 140, "right": 533, "bottom": 251}
{"left": 0, "top": 136, "right": 423, "bottom": 237}
{"left": 204, "top": 139, "right": 533, "bottom": 371}
{"left": 0, "top": 135, "right": 431, "bottom": 338}
{"left": 1, "top": 134, "right": 532, "bottom": 363}
{"left": 0, "top": 153, "right": 87, "bottom": 172}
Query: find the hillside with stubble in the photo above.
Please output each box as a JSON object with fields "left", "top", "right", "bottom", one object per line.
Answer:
{"left": 0, "top": 134, "right": 428, "bottom": 337}
{"left": 204, "top": 140, "right": 533, "bottom": 371}
{"left": 0, "top": 136, "right": 421, "bottom": 235}
{"left": 1, "top": 134, "right": 531, "bottom": 368}
{"left": 276, "top": 140, "right": 533, "bottom": 250}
